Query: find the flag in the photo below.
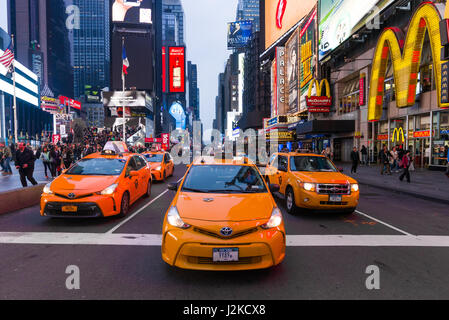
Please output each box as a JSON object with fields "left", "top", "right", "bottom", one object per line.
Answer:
{"left": 0, "top": 40, "right": 14, "bottom": 73}
{"left": 122, "top": 46, "right": 129, "bottom": 75}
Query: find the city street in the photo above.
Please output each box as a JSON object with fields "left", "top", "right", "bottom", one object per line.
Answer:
{"left": 0, "top": 163, "right": 448, "bottom": 300}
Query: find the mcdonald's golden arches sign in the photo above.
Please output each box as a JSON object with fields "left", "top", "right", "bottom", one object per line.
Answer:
{"left": 391, "top": 128, "right": 405, "bottom": 143}
{"left": 306, "top": 78, "right": 332, "bottom": 112}
{"left": 368, "top": 2, "right": 449, "bottom": 121}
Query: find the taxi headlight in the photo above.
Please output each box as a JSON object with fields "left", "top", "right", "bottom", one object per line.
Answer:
{"left": 100, "top": 183, "right": 118, "bottom": 195}
{"left": 167, "top": 206, "right": 191, "bottom": 229}
{"left": 261, "top": 208, "right": 283, "bottom": 229}
{"left": 303, "top": 182, "right": 316, "bottom": 192}
{"left": 351, "top": 184, "right": 359, "bottom": 192}
{"left": 155, "top": 166, "right": 162, "bottom": 171}
{"left": 43, "top": 183, "right": 53, "bottom": 194}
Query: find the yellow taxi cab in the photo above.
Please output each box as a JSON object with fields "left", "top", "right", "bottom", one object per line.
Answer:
{"left": 265, "top": 152, "right": 359, "bottom": 214}
{"left": 40, "top": 149, "right": 152, "bottom": 218}
{"left": 162, "top": 156, "right": 285, "bottom": 271}
{"left": 142, "top": 151, "right": 174, "bottom": 181}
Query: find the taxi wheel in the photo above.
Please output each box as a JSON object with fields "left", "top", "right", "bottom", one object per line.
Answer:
{"left": 163, "top": 170, "right": 166, "bottom": 181}
{"left": 286, "top": 187, "right": 297, "bottom": 215}
{"left": 144, "top": 179, "right": 152, "bottom": 198}
{"left": 118, "top": 192, "right": 130, "bottom": 217}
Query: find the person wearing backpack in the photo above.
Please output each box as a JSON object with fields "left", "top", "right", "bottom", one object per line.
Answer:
{"left": 399, "top": 150, "right": 411, "bottom": 183}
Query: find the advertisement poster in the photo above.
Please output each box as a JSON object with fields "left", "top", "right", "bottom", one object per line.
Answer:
{"left": 112, "top": 0, "right": 152, "bottom": 24}
{"left": 161, "top": 133, "right": 170, "bottom": 151}
{"left": 299, "top": 8, "right": 317, "bottom": 113}
{"left": 276, "top": 46, "right": 286, "bottom": 115}
{"left": 285, "top": 29, "right": 299, "bottom": 115}
{"left": 103, "top": 91, "right": 146, "bottom": 107}
{"left": 227, "top": 21, "right": 253, "bottom": 49}
{"left": 169, "top": 47, "right": 185, "bottom": 93}
{"left": 319, "top": 0, "right": 394, "bottom": 60}
{"left": 162, "top": 47, "right": 167, "bottom": 93}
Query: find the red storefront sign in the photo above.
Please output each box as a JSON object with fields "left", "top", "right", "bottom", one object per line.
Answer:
{"left": 413, "top": 130, "right": 431, "bottom": 138}
{"left": 308, "top": 106, "right": 330, "bottom": 113}
{"left": 359, "top": 75, "right": 366, "bottom": 106}
{"left": 306, "top": 96, "right": 332, "bottom": 107}
{"left": 161, "top": 133, "right": 170, "bottom": 151}
{"left": 145, "top": 138, "right": 163, "bottom": 143}
{"left": 377, "top": 134, "right": 389, "bottom": 141}
{"left": 169, "top": 47, "right": 185, "bottom": 93}
{"left": 162, "top": 47, "right": 167, "bottom": 93}
{"left": 52, "top": 134, "right": 61, "bottom": 144}
{"left": 59, "top": 96, "right": 81, "bottom": 110}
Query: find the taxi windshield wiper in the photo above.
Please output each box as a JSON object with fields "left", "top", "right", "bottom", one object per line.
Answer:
{"left": 182, "top": 187, "right": 209, "bottom": 193}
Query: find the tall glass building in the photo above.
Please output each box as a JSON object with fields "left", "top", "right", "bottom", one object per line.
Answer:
{"left": 72, "top": 0, "right": 110, "bottom": 99}
{"left": 236, "top": 0, "right": 260, "bottom": 32}
{"left": 162, "top": 0, "right": 185, "bottom": 46}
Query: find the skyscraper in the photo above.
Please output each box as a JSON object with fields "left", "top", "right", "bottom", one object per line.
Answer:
{"left": 236, "top": 0, "right": 260, "bottom": 32}
{"left": 162, "top": 0, "right": 185, "bottom": 46}
{"left": 72, "top": 0, "right": 110, "bottom": 99}
{"left": 187, "top": 61, "right": 199, "bottom": 120}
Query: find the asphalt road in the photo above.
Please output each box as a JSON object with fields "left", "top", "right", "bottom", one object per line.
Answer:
{"left": 0, "top": 164, "right": 449, "bottom": 299}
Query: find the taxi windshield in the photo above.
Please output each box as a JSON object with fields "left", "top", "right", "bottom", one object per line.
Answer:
{"left": 66, "top": 158, "right": 126, "bottom": 176}
{"left": 290, "top": 156, "right": 337, "bottom": 172}
{"left": 182, "top": 165, "right": 267, "bottom": 193}
{"left": 144, "top": 154, "right": 164, "bottom": 162}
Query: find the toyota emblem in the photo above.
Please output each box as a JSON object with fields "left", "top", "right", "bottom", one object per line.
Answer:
{"left": 68, "top": 193, "right": 76, "bottom": 199}
{"left": 220, "top": 227, "right": 233, "bottom": 236}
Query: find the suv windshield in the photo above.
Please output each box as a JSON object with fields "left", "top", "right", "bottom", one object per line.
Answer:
{"left": 66, "top": 158, "right": 126, "bottom": 176}
{"left": 182, "top": 165, "right": 267, "bottom": 193}
{"left": 290, "top": 156, "right": 337, "bottom": 172}
{"left": 144, "top": 154, "right": 164, "bottom": 162}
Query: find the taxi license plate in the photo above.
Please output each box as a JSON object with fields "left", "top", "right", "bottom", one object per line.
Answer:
{"left": 329, "top": 195, "right": 342, "bottom": 202}
{"left": 213, "top": 248, "right": 239, "bottom": 262}
{"left": 61, "top": 206, "right": 78, "bottom": 213}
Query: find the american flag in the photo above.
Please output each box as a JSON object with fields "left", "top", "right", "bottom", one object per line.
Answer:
{"left": 0, "top": 41, "right": 14, "bottom": 72}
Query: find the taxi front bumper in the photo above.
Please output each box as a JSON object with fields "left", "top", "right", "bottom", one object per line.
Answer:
{"left": 295, "top": 190, "right": 359, "bottom": 211}
{"left": 151, "top": 170, "right": 164, "bottom": 181}
{"left": 162, "top": 227, "right": 286, "bottom": 271}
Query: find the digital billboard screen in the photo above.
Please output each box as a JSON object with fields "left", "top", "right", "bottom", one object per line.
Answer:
{"left": 168, "top": 47, "right": 185, "bottom": 93}
{"left": 111, "top": 31, "right": 153, "bottom": 91}
{"left": 103, "top": 91, "right": 146, "bottom": 107}
{"left": 227, "top": 21, "right": 253, "bottom": 49}
{"left": 111, "top": 0, "right": 152, "bottom": 24}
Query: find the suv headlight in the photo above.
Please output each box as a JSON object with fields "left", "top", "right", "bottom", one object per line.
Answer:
{"left": 261, "top": 207, "right": 283, "bottom": 229}
{"left": 43, "top": 183, "right": 53, "bottom": 194}
{"left": 351, "top": 184, "right": 359, "bottom": 192}
{"left": 155, "top": 166, "right": 161, "bottom": 171}
{"left": 100, "top": 183, "right": 118, "bottom": 195}
{"left": 167, "top": 206, "right": 191, "bottom": 229}
{"left": 302, "top": 182, "right": 316, "bottom": 192}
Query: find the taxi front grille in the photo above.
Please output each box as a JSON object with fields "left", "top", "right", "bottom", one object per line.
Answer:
{"left": 193, "top": 227, "right": 259, "bottom": 240}
{"left": 44, "top": 202, "right": 103, "bottom": 218}
{"left": 187, "top": 256, "right": 262, "bottom": 265}
{"left": 55, "top": 193, "right": 94, "bottom": 200}
{"left": 317, "top": 184, "right": 350, "bottom": 195}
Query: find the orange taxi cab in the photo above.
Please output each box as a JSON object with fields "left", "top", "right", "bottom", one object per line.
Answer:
{"left": 142, "top": 151, "right": 174, "bottom": 181}
{"left": 265, "top": 153, "right": 359, "bottom": 214}
{"left": 162, "top": 156, "right": 285, "bottom": 271}
{"left": 40, "top": 148, "right": 152, "bottom": 218}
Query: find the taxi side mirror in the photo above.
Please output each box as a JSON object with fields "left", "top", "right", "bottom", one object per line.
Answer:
{"left": 269, "top": 184, "right": 280, "bottom": 193}
{"left": 167, "top": 183, "right": 178, "bottom": 191}
{"left": 186, "top": 164, "right": 191, "bottom": 168}
{"left": 61, "top": 169, "right": 68, "bottom": 174}
{"left": 129, "top": 171, "right": 139, "bottom": 177}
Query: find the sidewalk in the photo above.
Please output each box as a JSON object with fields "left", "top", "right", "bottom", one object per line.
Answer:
{"left": 338, "top": 162, "right": 449, "bottom": 204}
{"left": 0, "top": 160, "right": 51, "bottom": 193}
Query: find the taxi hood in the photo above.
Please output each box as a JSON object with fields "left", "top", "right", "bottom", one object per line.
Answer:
{"left": 149, "top": 162, "right": 162, "bottom": 169}
{"left": 292, "top": 171, "right": 355, "bottom": 184}
{"left": 53, "top": 175, "right": 119, "bottom": 192}
{"left": 176, "top": 193, "right": 274, "bottom": 221}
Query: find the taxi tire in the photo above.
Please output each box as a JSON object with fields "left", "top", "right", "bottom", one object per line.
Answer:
{"left": 144, "top": 179, "right": 152, "bottom": 198}
{"left": 286, "top": 187, "right": 298, "bottom": 215}
{"left": 118, "top": 192, "right": 130, "bottom": 218}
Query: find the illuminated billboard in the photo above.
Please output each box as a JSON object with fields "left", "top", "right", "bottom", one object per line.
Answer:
{"left": 112, "top": 0, "right": 152, "bottom": 24}
{"left": 103, "top": 91, "right": 146, "bottom": 107}
{"left": 264, "top": 0, "right": 316, "bottom": 50}
{"left": 285, "top": 29, "right": 299, "bottom": 115}
{"left": 169, "top": 47, "right": 185, "bottom": 93}
{"left": 319, "top": 0, "right": 395, "bottom": 60}
{"left": 162, "top": 47, "right": 167, "bottom": 93}
{"left": 227, "top": 21, "right": 253, "bottom": 49}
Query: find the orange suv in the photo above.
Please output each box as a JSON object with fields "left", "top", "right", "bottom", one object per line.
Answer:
{"left": 265, "top": 152, "right": 359, "bottom": 214}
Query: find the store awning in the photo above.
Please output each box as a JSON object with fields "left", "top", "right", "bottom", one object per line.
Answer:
{"left": 296, "top": 120, "right": 355, "bottom": 135}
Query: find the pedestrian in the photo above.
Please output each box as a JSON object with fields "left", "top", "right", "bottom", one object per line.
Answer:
{"left": 391, "top": 146, "right": 399, "bottom": 172}
{"left": 399, "top": 150, "right": 411, "bottom": 183}
{"left": 62, "top": 146, "right": 73, "bottom": 169}
{"left": 361, "top": 145, "right": 368, "bottom": 165}
{"left": 15, "top": 142, "right": 38, "bottom": 187}
{"left": 40, "top": 146, "right": 52, "bottom": 179}
{"left": 2, "top": 144, "right": 13, "bottom": 175}
{"left": 350, "top": 147, "right": 360, "bottom": 173}
{"left": 322, "top": 146, "right": 333, "bottom": 160}
{"left": 379, "top": 145, "right": 391, "bottom": 175}
{"left": 445, "top": 147, "right": 449, "bottom": 178}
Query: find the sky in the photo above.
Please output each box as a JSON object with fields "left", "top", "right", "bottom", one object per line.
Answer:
{"left": 183, "top": 0, "right": 238, "bottom": 133}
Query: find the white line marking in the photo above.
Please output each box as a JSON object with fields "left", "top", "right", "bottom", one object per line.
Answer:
{"left": 105, "top": 177, "right": 183, "bottom": 234}
{"left": 0, "top": 233, "right": 449, "bottom": 247}
{"left": 355, "top": 210, "right": 413, "bottom": 236}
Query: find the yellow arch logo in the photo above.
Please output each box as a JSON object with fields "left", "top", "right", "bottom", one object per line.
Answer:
{"left": 391, "top": 127, "right": 405, "bottom": 143}
{"left": 307, "top": 78, "right": 331, "bottom": 98}
{"left": 368, "top": 2, "right": 449, "bottom": 121}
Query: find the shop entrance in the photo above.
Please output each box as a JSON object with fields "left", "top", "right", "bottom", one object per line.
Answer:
{"left": 410, "top": 138, "right": 430, "bottom": 168}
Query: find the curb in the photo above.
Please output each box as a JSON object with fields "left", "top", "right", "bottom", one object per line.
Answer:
{"left": 358, "top": 181, "right": 449, "bottom": 205}
{"left": 0, "top": 184, "right": 44, "bottom": 214}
